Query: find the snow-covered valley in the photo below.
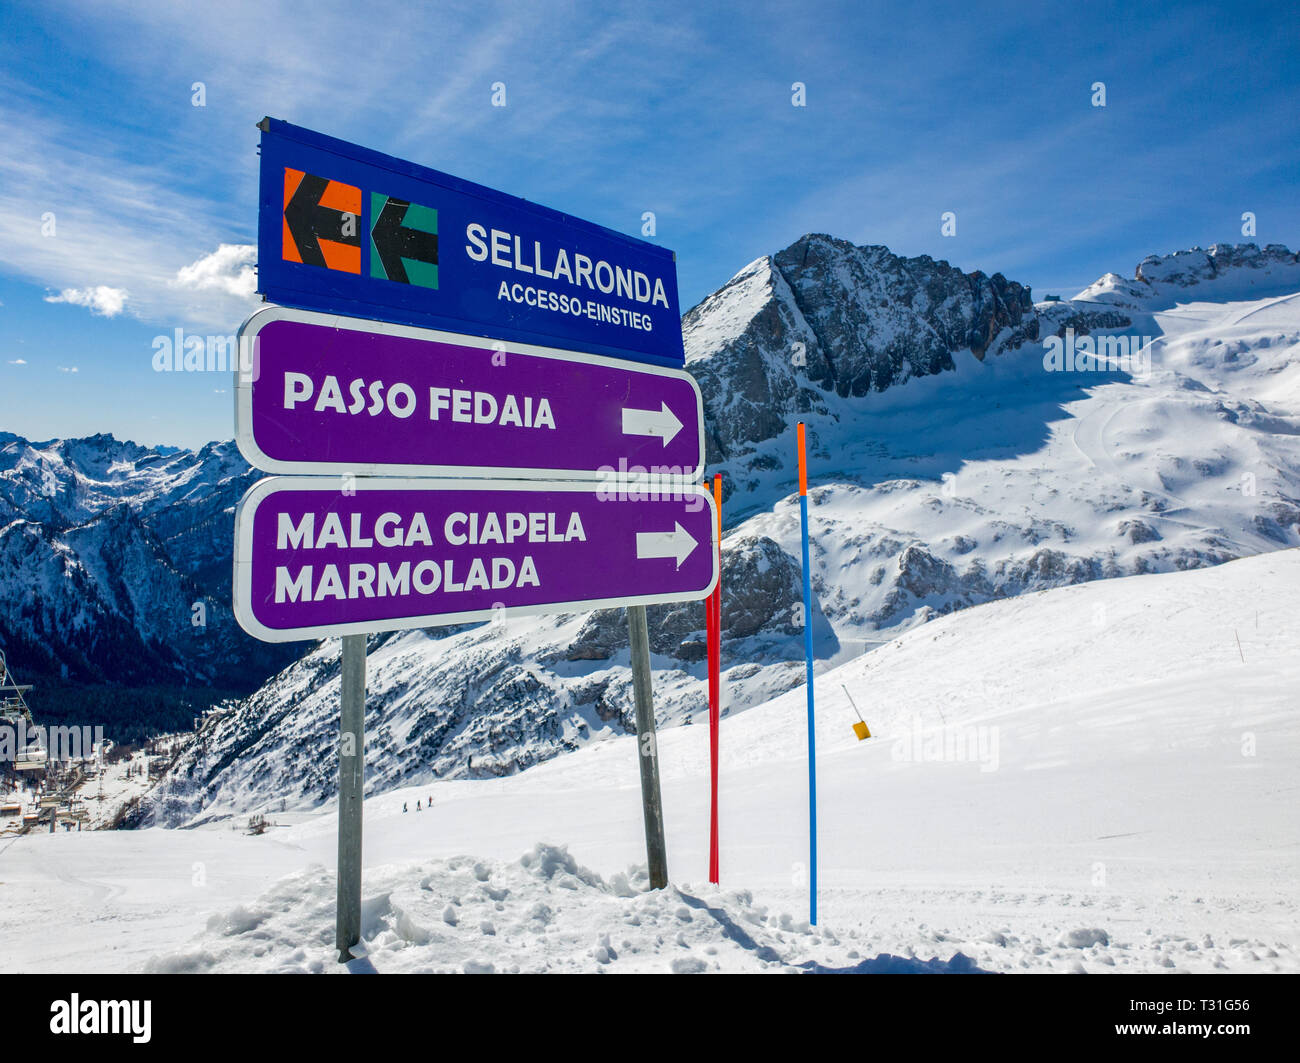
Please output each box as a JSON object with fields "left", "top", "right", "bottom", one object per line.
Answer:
{"left": 0, "top": 548, "right": 1294, "bottom": 973}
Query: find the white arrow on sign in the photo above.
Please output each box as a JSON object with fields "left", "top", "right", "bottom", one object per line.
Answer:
{"left": 636, "top": 522, "right": 700, "bottom": 568}
{"left": 622, "top": 401, "right": 684, "bottom": 446}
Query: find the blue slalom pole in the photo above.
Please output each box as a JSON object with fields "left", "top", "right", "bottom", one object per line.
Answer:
{"left": 797, "top": 422, "right": 817, "bottom": 926}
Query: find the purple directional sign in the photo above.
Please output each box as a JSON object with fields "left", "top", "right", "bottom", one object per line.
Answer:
{"left": 233, "top": 477, "right": 719, "bottom": 642}
{"left": 234, "top": 307, "right": 704, "bottom": 480}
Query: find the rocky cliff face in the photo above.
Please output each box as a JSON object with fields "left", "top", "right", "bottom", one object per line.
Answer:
{"left": 773, "top": 236, "right": 1037, "bottom": 388}
{"left": 684, "top": 235, "right": 1039, "bottom": 464}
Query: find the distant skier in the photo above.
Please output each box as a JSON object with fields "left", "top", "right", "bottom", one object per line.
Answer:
{"left": 402, "top": 802, "right": 408, "bottom": 813}
{"left": 416, "top": 800, "right": 422, "bottom": 811}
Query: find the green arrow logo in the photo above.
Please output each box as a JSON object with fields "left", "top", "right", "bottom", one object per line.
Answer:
{"left": 370, "top": 194, "right": 438, "bottom": 288}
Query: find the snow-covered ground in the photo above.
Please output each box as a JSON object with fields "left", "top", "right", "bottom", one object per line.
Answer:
{"left": 1, "top": 548, "right": 1294, "bottom": 973}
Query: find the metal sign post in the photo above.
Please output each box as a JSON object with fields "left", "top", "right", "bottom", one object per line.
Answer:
{"left": 706, "top": 473, "right": 722, "bottom": 885}
{"left": 627, "top": 605, "right": 667, "bottom": 889}
{"left": 335, "top": 634, "right": 366, "bottom": 961}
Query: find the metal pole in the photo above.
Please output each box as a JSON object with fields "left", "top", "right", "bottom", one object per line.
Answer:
{"left": 797, "top": 422, "right": 818, "bottom": 926}
{"left": 843, "top": 684, "right": 866, "bottom": 724}
{"left": 708, "top": 473, "right": 722, "bottom": 885}
{"left": 627, "top": 605, "right": 668, "bottom": 889}
{"left": 336, "top": 634, "right": 366, "bottom": 961}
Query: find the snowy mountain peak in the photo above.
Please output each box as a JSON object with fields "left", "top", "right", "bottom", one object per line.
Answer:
{"left": 1075, "top": 242, "right": 1300, "bottom": 308}
{"left": 683, "top": 254, "right": 783, "bottom": 365}
{"left": 685, "top": 233, "right": 1040, "bottom": 464}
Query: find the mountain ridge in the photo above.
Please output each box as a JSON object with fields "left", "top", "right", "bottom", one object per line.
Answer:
{"left": 4, "top": 236, "right": 1298, "bottom": 811}
{"left": 139, "top": 237, "right": 1300, "bottom": 820}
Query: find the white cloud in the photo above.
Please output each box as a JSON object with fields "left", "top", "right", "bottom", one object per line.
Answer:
{"left": 174, "top": 243, "right": 257, "bottom": 298}
{"left": 0, "top": 110, "right": 256, "bottom": 331}
{"left": 45, "top": 285, "right": 129, "bottom": 317}
{"left": 58, "top": 366, "right": 79, "bottom": 373}
{"left": 8, "top": 358, "right": 26, "bottom": 365}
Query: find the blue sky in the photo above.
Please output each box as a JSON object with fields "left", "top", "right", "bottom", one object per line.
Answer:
{"left": 1, "top": 0, "right": 1297, "bottom": 449}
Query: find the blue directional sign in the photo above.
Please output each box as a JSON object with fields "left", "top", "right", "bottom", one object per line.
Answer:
{"left": 257, "top": 118, "right": 685, "bottom": 367}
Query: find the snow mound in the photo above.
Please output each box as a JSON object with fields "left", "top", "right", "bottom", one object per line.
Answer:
{"left": 143, "top": 843, "right": 986, "bottom": 974}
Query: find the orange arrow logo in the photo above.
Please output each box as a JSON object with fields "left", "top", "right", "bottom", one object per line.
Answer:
{"left": 282, "top": 168, "right": 361, "bottom": 273}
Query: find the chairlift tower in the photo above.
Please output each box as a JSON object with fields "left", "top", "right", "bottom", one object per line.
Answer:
{"left": 0, "top": 647, "right": 35, "bottom": 725}
{"left": 0, "top": 648, "right": 48, "bottom": 803}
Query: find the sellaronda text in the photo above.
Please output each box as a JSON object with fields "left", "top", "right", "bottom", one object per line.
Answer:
{"left": 465, "top": 223, "right": 671, "bottom": 308}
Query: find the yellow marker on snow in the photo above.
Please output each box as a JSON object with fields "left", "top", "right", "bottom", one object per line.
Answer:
{"left": 843, "top": 685, "right": 872, "bottom": 741}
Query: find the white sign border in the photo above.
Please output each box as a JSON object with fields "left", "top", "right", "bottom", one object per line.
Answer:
{"left": 233, "top": 475, "right": 720, "bottom": 643}
{"left": 234, "top": 305, "right": 707, "bottom": 481}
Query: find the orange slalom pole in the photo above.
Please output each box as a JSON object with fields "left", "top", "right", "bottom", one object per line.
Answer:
{"left": 796, "top": 423, "right": 817, "bottom": 924}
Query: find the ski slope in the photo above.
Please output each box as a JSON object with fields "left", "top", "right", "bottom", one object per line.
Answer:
{"left": 1, "top": 549, "right": 1295, "bottom": 973}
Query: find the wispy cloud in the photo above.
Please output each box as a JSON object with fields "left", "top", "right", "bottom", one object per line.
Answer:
{"left": 45, "top": 286, "right": 129, "bottom": 317}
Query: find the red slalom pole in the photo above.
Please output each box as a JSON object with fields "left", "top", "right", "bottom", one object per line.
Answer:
{"left": 704, "top": 583, "right": 717, "bottom": 880}
{"left": 707, "top": 474, "right": 722, "bottom": 884}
